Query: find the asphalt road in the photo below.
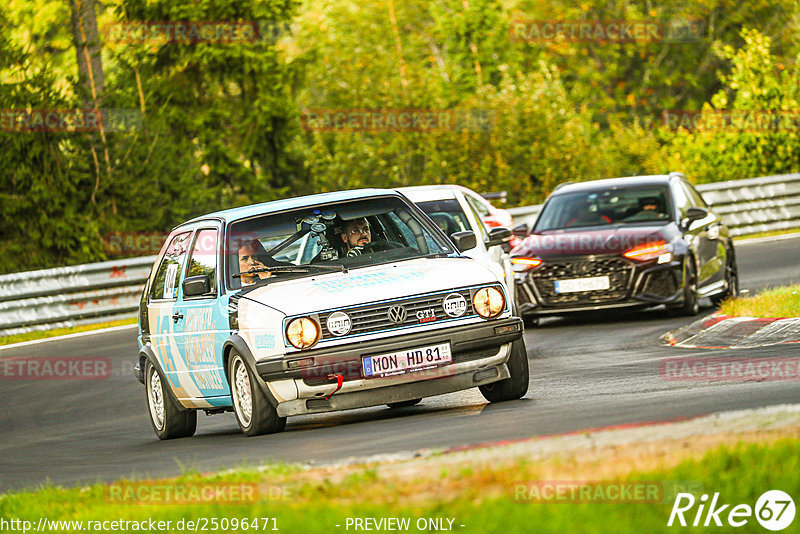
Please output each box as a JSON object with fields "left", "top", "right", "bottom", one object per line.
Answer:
{"left": 1, "top": 235, "right": 798, "bottom": 492}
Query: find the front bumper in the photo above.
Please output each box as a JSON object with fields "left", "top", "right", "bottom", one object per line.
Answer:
{"left": 516, "top": 256, "right": 685, "bottom": 317}
{"left": 256, "top": 317, "right": 523, "bottom": 416}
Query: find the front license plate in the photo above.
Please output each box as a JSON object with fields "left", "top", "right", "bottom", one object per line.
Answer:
{"left": 362, "top": 342, "right": 452, "bottom": 378}
{"left": 554, "top": 276, "right": 610, "bottom": 293}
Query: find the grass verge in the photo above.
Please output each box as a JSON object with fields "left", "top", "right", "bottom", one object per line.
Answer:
{"left": 1, "top": 429, "right": 797, "bottom": 533}
{"left": 0, "top": 318, "right": 137, "bottom": 346}
{"left": 719, "top": 283, "right": 800, "bottom": 318}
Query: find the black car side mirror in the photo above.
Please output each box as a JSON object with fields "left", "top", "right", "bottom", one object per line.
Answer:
{"left": 450, "top": 230, "right": 477, "bottom": 252}
{"left": 682, "top": 207, "right": 709, "bottom": 229}
{"left": 511, "top": 223, "right": 529, "bottom": 237}
{"left": 486, "top": 226, "right": 512, "bottom": 247}
{"left": 183, "top": 274, "right": 212, "bottom": 297}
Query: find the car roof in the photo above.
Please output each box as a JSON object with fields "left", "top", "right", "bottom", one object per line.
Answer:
{"left": 396, "top": 185, "right": 461, "bottom": 202}
{"left": 549, "top": 175, "right": 673, "bottom": 196}
{"left": 181, "top": 188, "right": 405, "bottom": 226}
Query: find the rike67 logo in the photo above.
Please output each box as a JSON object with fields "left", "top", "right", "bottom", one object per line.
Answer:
{"left": 668, "top": 490, "right": 795, "bottom": 530}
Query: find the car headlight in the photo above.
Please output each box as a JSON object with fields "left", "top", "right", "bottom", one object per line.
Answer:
{"left": 286, "top": 317, "right": 320, "bottom": 349}
{"left": 473, "top": 287, "right": 505, "bottom": 318}
{"left": 623, "top": 240, "right": 672, "bottom": 263}
{"left": 511, "top": 257, "right": 543, "bottom": 272}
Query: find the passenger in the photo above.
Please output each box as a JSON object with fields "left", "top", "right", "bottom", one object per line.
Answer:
{"left": 238, "top": 239, "right": 272, "bottom": 285}
{"left": 340, "top": 217, "right": 372, "bottom": 256}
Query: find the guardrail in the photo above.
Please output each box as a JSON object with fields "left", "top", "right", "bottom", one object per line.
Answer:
{"left": 2, "top": 173, "right": 799, "bottom": 338}
{"left": 0, "top": 257, "right": 155, "bottom": 338}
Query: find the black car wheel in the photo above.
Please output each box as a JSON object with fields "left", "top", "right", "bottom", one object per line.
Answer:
{"left": 145, "top": 360, "right": 197, "bottom": 440}
{"left": 711, "top": 246, "right": 739, "bottom": 307}
{"left": 229, "top": 351, "right": 286, "bottom": 437}
{"left": 479, "top": 338, "right": 530, "bottom": 402}
{"left": 667, "top": 256, "right": 699, "bottom": 317}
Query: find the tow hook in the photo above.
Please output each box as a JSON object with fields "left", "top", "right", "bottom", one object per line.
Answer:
{"left": 324, "top": 373, "right": 344, "bottom": 400}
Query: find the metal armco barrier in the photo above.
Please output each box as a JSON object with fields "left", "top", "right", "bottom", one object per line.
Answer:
{"left": 1, "top": 173, "right": 799, "bottom": 338}
{"left": 507, "top": 173, "right": 800, "bottom": 237}
{"left": 0, "top": 256, "right": 155, "bottom": 338}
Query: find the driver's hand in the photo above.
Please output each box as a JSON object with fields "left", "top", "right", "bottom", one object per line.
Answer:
{"left": 347, "top": 246, "right": 364, "bottom": 257}
{"left": 252, "top": 260, "right": 272, "bottom": 279}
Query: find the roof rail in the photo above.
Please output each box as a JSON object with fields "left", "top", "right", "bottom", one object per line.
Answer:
{"left": 668, "top": 171, "right": 686, "bottom": 180}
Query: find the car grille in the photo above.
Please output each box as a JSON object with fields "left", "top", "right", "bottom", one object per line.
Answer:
{"left": 316, "top": 287, "right": 481, "bottom": 341}
{"left": 530, "top": 256, "right": 632, "bottom": 305}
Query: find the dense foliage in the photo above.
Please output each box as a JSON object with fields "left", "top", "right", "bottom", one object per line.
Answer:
{"left": 2, "top": 0, "right": 799, "bottom": 272}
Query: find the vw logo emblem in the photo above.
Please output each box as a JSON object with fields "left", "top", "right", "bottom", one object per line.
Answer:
{"left": 387, "top": 305, "right": 407, "bottom": 324}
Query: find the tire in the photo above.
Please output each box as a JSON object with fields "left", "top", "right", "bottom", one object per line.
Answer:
{"left": 667, "top": 256, "right": 699, "bottom": 317}
{"left": 229, "top": 351, "right": 286, "bottom": 437}
{"left": 387, "top": 398, "right": 422, "bottom": 408}
{"left": 479, "top": 338, "right": 530, "bottom": 402}
{"left": 145, "top": 360, "right": 197, "bottom": 440}
{"left": 711, "top": 246, "right": 739, "bottom": 307}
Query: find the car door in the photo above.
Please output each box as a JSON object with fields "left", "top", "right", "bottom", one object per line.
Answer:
{"left": 147, "top": 229, "right": 196, "bottom": 406}
{"left": 679, "top": 181, "right": 723, "bottom": 287}
{"left": 172, "top": 225, "right": 231, "bottom": 406}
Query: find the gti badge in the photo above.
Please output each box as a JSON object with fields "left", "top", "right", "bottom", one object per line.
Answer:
{"left": 416, "top": 309, "right": 437, "bottom": 323}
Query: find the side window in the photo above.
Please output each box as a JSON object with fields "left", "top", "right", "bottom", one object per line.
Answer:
{"left": 671, "top": 182, "right": 692, "bottom": 218}
{"left": 150, "top": 232, "right": 192, "bottom": 300}
{"left": 683, "top": 182, "right": 709, "bottom": 208}
{"left": 464, "top": 199, "right": 489, "bottom": 241}
{"left": 185, "top": 228, "right": 218, "bottom": 295}
{"left": 464, "top": 193, "right": 490, "bottom": 219}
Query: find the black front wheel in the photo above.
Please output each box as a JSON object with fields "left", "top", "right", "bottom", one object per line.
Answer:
{"left": 145, "top": 360, "right": 197, "bottom": 440}
{"left": 479, "top": 338, "right": 530, "bottom": 402}
{"left": 711, "top": 246, "right": 739, "bottom": 307}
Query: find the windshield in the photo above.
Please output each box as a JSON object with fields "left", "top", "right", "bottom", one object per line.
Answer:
{"left": 226, "top": 195, "right": 452, "bottom": 289}
{"left": 535, "top": 185, "right": 673, "bottom": 232}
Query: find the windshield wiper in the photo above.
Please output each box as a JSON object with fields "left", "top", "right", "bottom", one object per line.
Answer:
{"left": 233, "top": 264, "right": 348, "bottom": 278}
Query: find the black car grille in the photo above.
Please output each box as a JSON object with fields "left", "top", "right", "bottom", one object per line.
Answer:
{"left": 530, "top": 257, "right": 632, "bottom": 305}
{"left": 316, "top": 287, "right": 480, "bottom": 341}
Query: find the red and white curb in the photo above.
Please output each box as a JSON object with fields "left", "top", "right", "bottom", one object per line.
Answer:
{"left": 663, "top": 314, "right": 800, "bottom": 349}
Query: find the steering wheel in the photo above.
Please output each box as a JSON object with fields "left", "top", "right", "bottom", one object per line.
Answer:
{"left": 361, "top": 240, "right": 404, "bottom": 253}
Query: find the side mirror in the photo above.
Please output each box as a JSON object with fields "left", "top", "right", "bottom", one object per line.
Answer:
{"left": 183, "top": 274, "right": 212, "bottom": 297}
{"left": 486, "top": 226, "right": 512, "bottom": 248}
{"left": 682, "top": 207, "right": 709, "bottom": 229}
{"left": 512, "top": 223, "right": 529, "bottom": 237}
{"left": 450, "top": 230, "right": 477, "bottom": 252}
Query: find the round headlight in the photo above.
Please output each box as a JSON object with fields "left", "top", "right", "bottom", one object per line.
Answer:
{"left": 473, "top": 287, "right": 505, "bottom": 318}
{"left": 286, "top": 317, "right": 320, "bottom": 349}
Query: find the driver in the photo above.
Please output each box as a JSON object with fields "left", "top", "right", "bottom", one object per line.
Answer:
{"left": 340, "top": 217, "right": 372, "bottom": 257}
{"left": 238, "top": 239, "right": 272, "bottom": 285}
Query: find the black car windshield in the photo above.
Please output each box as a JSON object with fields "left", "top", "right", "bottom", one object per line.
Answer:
{"left": 227, "top": 195, "right": 452, "bottom": 289}
{"left": 535, "top": 185, "right": 673, "bottom": 231}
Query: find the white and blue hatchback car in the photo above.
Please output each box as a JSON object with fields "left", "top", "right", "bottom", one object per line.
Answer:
{"left": 135, "top": 189, "right": 528, "bottom": 439}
